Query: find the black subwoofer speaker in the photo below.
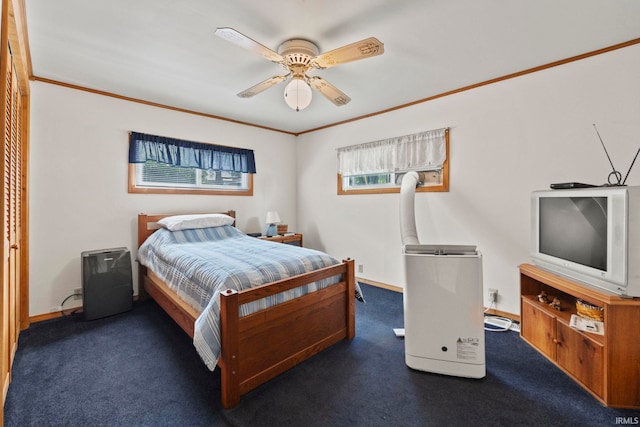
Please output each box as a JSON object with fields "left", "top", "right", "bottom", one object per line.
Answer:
{"left": 81, "top": 247, "right": 133, "bottom": 320}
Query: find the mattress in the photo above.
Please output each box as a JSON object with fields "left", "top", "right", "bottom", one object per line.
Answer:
{"left": 137, "top": 225, "right": 342, "bottom": 370}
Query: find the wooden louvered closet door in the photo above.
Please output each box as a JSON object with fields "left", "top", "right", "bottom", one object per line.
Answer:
{"left": 1, "top": 42, "right": 24, "bottom": 415}
{"left": 1, "top": 1, "right": 30, "bottom": 423}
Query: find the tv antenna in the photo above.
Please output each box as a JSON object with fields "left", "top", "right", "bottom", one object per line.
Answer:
{"left": 593, "top": 124, "right": 621, "bottom": 185}
{"left": 593, "top": 124, "right": 640, "bottom": 186}
{"left": 622, "top": 145, "right": 640, "bottom": 185}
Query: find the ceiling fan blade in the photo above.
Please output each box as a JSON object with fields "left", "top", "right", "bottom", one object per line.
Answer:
{"left": 215, "top": 27, "right": 283, "bottom": 63}
{"left": 237, "top": 75, "right": 289, "bottom": 98}
{"left": 312, "top": 37, "right": 384, "bottom": 69}
{"left": 307, "top": 76, "right": 351, "bottom": 106}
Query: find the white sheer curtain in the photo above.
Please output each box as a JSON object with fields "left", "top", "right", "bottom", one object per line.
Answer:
{"left": 337, "top": 128, "right": 447, "bottom": 176}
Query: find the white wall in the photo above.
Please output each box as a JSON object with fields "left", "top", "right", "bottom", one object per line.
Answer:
{"left": 29, "top": 82, "right": 297, "bottom": 316}
{"left": 296, "top": 44, "right": 640, "bottom": 316}
{"left": 29, "top": 44, "right": 640, "bottom": 318}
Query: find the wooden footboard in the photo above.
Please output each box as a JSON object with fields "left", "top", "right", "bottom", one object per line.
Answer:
{"left": 137, "top": 213, "right": 356, "bottom": 409}
{"left": 218, "top": 259, "right": 355, "bottom": 408}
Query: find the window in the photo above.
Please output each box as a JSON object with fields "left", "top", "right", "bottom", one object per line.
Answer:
{"left": 341, "top": 170, "right": 444, "bottom": 192}
{"left": 131, "top": 161, "right": 251, "bottom": 192}
{"left": 128, "top": 132, "right": 255, "bottom": 196}
{"left": 337, "top": 128, "right": 449, "bottom": 194}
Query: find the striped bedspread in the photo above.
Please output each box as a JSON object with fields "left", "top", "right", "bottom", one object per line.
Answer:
{"left": 137, "top": 225, "right": 342, "bottom": 370}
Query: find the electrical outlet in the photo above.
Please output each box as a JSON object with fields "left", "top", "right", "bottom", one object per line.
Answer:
{"left": 358, "top": 264, "right": 364, "bottom": 273}
{"left": 488, "top": 288, "right": 498, "bottom": 303}
{"left": 74, "top": 287, "right": 83, "bottom": 300}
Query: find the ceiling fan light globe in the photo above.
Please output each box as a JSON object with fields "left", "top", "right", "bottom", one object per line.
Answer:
{"left": 284, "top": 79, "right": 312, "bottom": 111}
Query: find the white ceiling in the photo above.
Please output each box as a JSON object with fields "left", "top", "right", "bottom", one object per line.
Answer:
{"left": 25, "top": 0, "right": 640, "bottom": 135}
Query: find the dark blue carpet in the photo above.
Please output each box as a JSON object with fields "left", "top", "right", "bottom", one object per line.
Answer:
{"left": 4, "top": 284, "right": 640, "bottom": 426}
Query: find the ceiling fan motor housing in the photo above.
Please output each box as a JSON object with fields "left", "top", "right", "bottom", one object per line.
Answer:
{"left": 278, "top": 39, "right": 320, "bottom": 71}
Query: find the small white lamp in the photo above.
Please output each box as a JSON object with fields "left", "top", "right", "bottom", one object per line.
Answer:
{"left": 283, "top": 77, "right": 312, "bottom": 112}
{"left": 265, "top": 211, "right": 281, "bottom": 237}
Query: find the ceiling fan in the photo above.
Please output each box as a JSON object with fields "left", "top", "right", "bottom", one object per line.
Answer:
{"left": 214, "top": 27, "right": 384, "bottom": 111}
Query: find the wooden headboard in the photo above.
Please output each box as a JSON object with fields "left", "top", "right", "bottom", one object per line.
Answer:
{"left": 137, "top": 210, "right": 236, "bottom": 247}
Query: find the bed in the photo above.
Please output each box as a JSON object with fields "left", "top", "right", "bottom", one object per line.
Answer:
{"left": 137, "top": 211, "right": 356, "bottom": 408}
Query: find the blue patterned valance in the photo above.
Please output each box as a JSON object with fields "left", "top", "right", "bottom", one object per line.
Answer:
{"left": 128, "top": 131, "right": 256, "bottom": 174}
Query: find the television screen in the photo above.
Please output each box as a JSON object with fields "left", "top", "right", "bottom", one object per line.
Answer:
{"left": 539, "top": 197, "right": 607, "bottom": 271}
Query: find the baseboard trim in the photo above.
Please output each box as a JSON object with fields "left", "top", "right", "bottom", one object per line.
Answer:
{"left": 29, "top": 286, "right": 521, "bottom": 325}
{"left": 29, "top": 296, "right": 140, "bottom": 324}
{"left": 30, "top": 308, "right": 81, "bottom": 324}
{"left": 484, "top": 308, "right": 520, "bottom": 323}
{"left": 357, "top": 277, "right": 403, "bottom": 293}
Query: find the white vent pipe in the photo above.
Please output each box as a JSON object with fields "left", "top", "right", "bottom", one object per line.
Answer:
{"left": 400, "top": 171, "right": 423, "bottom": 246}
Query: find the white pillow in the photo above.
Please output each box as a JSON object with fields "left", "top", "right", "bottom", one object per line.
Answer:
{"left": 158, "top": 213, "right": 235, "bottom": 231}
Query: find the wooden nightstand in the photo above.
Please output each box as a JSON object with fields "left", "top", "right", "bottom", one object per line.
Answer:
{"left": 259, "top": 233, "right": 303, "bottom": 247}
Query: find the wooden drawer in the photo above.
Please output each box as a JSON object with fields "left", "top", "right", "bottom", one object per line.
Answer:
{"left": 259, "top": 234, "right": 303, "bottom": 247}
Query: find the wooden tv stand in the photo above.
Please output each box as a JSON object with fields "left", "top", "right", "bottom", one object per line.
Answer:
{"left": 519, "top": 263, "right": 640, "bottom": 408}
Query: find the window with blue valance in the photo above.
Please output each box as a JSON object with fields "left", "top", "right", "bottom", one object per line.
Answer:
{"left": 128, "top": 131, "right": 256, "bottom": 174}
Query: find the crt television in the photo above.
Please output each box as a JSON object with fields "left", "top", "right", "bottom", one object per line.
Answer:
{"left": 530, "top": 186, "right": 640, "bottom": 297}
